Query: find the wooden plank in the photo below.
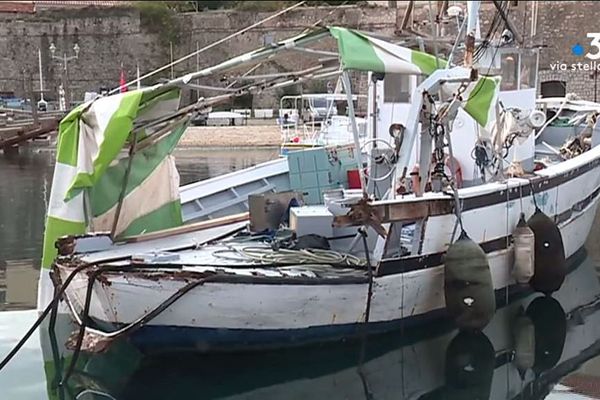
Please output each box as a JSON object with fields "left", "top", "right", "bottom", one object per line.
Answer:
{"left": 333, "top": 198, "right": 454, "bottom": 227}
{"left": 385, "top": 199, "right": 453, "bottom": 221}
{"left": 122, "top": 212, "right": 249, "bottom": 243}
{"left": 0, "top": 119, "right": 58, "bottom": 149}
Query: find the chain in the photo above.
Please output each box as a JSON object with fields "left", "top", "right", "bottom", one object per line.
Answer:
{"left": 456, "top": 81, "right": 469, "bottom": 97}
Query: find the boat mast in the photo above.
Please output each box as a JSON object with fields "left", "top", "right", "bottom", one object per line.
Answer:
{"left": 341, "top": 71, "right": 368, "bottom": 194}
{"left": 464, "top": 1, "right": 481, "bottom": 67}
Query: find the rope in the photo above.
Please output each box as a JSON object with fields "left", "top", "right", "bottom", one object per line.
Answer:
{"left": 110, "top": 1, "right": 307, "bottom": 94}
{"left": 212, "top": 246, "right": 365, "bottom": 268}
{"left": 505, "top": 179, "right": 510, "bottom": 306}
{"left": 0, "top": 263, "right": 94, "bottom": 372}
{"left": 61, "top": 271, "right": 215, "bottom": 344}
{"left": 529, "top": 180, "right": 540, "bottom": 211}
{"left": 444, "top": 120, "right": 465, "bottom": 233}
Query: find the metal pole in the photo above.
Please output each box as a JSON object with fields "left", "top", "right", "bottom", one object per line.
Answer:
{"left": 175, "top": 31, "right": 328, "bottom": 87}
{"left": 341, "top": 71, "right": 367, "bottom": 194}
{"left": 400, "top": 0, "right": 414, "bottom": 32}
{"left": 38, "top": 49, "right": 44, "bottom": 101}
{"left": 371, "top": 77, "right": 377, "bottom": 140}
{"left": 63, "top": 53, "right": 70, "bottom": 109}
{"left": 446, "top": 15, "right": 467, "bottom": 68}
{"left": 170, "top": 42, "right": 174, "bottom": 79}
{"left": 428, "top": 0, "right": 440, "bottom": 69}
{"left": 195, "top": 41, "right": 199, "bottom": 72}
{"left": 136, "top": 64, "right": 141, "bottom": 90}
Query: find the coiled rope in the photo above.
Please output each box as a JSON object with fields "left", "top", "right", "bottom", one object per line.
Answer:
{"left": 212, "top": 246, "right": 365, "bottom": 267}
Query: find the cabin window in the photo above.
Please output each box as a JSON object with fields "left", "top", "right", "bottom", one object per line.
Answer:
{"left": 384, "top": 73, "right": 411, "bottom": 103}
{"left": 520, "top": 51, "right": 538, "bottom": 89}
{"left": 500, "top": 53, "right": 519, "bottom": 91}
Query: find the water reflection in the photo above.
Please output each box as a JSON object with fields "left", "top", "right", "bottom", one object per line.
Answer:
{"left": 0, "top": 253, "right": 593, "bottom": 400}
{"left": 0, "top": 146, "right": 279, "bottom": 310}
{"left": 0, "top": 259, "right": 38, "bottom": 311}
{"left": 0, "top": 150, "right": 52, "bottom": 262}
{"left": 0, "top": 146, "right": 278, "bottom": 261}
{"left": 3, "top": 146, "right": 600, "bottom": 399}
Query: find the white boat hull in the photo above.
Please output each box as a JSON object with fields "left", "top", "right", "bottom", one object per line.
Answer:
{"left": 57, "top": 146, "right": 600, "bottom": 349}
{"left": 42, "top": 256, "right": 600, "bottom": 399}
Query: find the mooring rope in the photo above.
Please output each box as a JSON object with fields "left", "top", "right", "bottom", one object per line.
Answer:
{"left": 0, "top": 263, "right": 95, "bottom": 371}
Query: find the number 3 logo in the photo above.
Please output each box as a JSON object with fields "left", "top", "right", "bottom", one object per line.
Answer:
{"left": 587, "top": 33, "right": 600, "bottom": 60}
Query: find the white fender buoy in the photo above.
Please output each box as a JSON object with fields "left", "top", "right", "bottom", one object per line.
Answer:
{"left": 513, "top": 213, "right": 535, "bottom": 285}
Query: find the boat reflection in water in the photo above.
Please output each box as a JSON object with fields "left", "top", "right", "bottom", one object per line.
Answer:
{"left": 42, "top": 253, "right": 600, "bottom": 400}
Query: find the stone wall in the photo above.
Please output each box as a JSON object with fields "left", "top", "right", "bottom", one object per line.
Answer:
{"left": 1, "top": 2, "right": 600, "bottom": 109}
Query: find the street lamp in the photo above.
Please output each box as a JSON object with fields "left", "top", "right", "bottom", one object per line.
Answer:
{"left": 49, "top": 42, "right": 81, "bottom": 111}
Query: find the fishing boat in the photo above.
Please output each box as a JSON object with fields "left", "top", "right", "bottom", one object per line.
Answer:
{"left": 37, "top": 255, "right": 600, "bottom": 399}
{"left": 278, "top": 93, "right": 368, "bottom": 154}
{"left": 39, "top": 3, "right": 600, "bottom": 352}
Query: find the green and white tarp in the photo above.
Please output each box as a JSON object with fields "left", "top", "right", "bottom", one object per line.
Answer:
{"left": 329, "top": 26, "right": 446, "bottom": 76}
{"left": 41, "top": 86, "right": 185, "bottom": 270}
{"left": 461, "top": 75, "right": 502, "bottom": 130}
{"left": 327, "top": 27, "right": 500, "bottom": 128}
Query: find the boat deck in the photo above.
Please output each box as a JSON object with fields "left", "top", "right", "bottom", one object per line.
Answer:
{"left": 105, "top": 241, "right": 368, "bottom": 280}
{"left": 65, "top": 222, "right": 368, "bottom": 282}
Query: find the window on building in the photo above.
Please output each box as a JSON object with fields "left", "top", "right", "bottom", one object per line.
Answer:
{"left": 500, "top": 53, "right": 519, "bottom": 91}
{"left": 520, "top": 51, "right": 538, "bottom": 89}
{"left": 384, "top": 73, "right": 411, "bottom": 103}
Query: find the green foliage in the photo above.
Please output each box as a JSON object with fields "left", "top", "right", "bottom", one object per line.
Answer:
{"left": 196, "top": 1, "right": 236, "bottom": 10}
{"left": 170, "top": 1, "right": 236, "bottom": 12}
{"left": 138, "top": 0, "right": 366, "bottom": 15}
{"left": 135, "top": 1, "right": 181, "bottom": 45}
{"left": 234, "top": 1, "right": 290, "bottom": 11}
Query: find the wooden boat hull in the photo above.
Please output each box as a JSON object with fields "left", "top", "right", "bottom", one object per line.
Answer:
{"left": 56, "top": 247, "right": 588, "bottom": 351}
{"left": 56, "top": 146, "right": 600, "bottom": 350}
{"left": 41, "top": 257, "right": 600, "bottom": 400}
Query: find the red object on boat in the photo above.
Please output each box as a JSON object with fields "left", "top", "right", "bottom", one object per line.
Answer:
{"left": 292, "top": 136, "right": 300, "bottom": 143}
{"left": 347, "top": 169, "right": 362, "bottom": 189}
{"left": 119, "top": 67, "right": 128, "bottom": 93}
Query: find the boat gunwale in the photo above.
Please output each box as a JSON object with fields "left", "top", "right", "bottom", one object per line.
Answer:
{"left": 53, "top": 262, "right": 371, "bottom": 286}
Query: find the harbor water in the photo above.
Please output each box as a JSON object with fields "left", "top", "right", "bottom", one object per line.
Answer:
{"left": 2, "top": 146, "right": 600, "bottom": 399}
